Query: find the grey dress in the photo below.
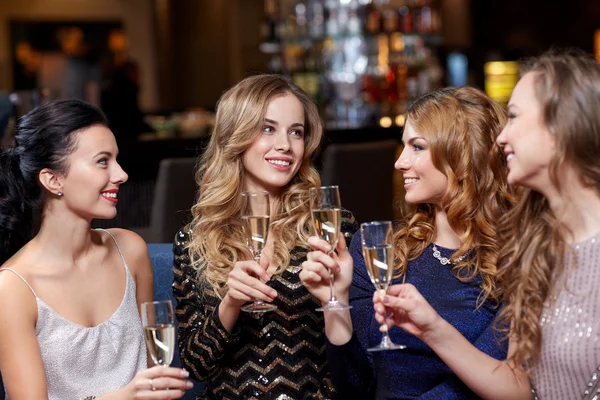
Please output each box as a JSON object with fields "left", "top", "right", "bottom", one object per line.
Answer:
{"left": 0, "top": 229, "right": 147, "bottom": 400}
{"left": 533, "top": 235, "right": 600, "bottom": 399}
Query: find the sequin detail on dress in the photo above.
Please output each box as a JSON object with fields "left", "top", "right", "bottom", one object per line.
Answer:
{"left": 173, "top": 210, "right": 358, "bottom": 399}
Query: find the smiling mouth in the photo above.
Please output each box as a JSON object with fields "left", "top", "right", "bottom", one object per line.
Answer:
{"left": 101, "top": 192, "right": 118, "bottom": 201}
{"left": 404, "top": 178, "right": 419, "bottom": 184}
{"left": 267, "top": 159, "right": 292, "bottom": 167}
{"left": 506, "top": 154, "right": 514, "bottom": 162}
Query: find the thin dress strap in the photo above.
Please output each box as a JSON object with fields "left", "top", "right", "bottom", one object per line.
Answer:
{"left": 0, "top": 267, "right": 38, "bottom": 298}
{"left": 94, "top": 228, "right": 128, "bottom": 272}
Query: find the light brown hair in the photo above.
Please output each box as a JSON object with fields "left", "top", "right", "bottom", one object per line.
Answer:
{"left": 187, "top": 74, "right": 323, "bottom": 297}
{"left": 496, "top": 49, "right": 600, "bottom": 372}
{"left": 393, "top": 86, "right": 514, "bottom": 303}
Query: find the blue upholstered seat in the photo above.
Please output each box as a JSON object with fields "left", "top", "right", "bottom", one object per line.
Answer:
{"left": 148, "top": 243, "right": 206, "bottom": 399}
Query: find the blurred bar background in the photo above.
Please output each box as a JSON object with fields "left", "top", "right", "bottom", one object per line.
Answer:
{"left": 0, "top": 0, "right": 598, "bottom": 239}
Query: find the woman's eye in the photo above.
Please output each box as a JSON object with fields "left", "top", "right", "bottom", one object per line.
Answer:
{"left": 413, "top": 144, "right": 424, "bottom": 151}
{"left": 263, "top": 126, "right": 274, "bottom": 133}
{"left": 98, "top": 158, "right": 108, "bottom": 165}
{"left": 290, "top": 129, "right": 304, "bottom": 137}
{"left": 507, "top": 113, "right": 516, "bottom": 120}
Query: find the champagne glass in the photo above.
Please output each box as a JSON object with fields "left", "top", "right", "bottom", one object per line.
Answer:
{"left": 240, "top": 191, "right": 277, "bottom": 313}
{"left": 361, "top": 221, "right": 406, "bottom": 352}
{"left": 310, "top": 185, "right": 351, "bottom": 312}
{"left": 142, "top": 300, "right": 176, "bottom": 366}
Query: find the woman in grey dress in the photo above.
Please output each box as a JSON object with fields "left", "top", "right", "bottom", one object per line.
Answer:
{"left": 373, "top": 49, "right": 600, "bottom": 399}
{"left": 0, "top": 99, "right": 191, "bottom": 399}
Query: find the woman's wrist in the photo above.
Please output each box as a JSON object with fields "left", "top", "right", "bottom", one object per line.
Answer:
{"left": 218, "top": 294, "right": 242, "bottom": 333}
{"left": 331, "top": 290, "right": 350, "bottom": 306}
{"left": 421, "top": 314, "right": 450, "bottom": 347}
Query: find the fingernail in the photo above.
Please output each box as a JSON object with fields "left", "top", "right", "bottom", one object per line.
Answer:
{"left": 271, "top": 290, "right": 277, "bottom": 298}
{"left": 181, "top": 370, "right": 189, "bottom": 377}
{"left": 187, "top": 381, "right": 194, "bottom": 388}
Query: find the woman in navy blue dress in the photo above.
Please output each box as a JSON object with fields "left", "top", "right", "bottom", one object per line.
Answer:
{"left": 300, "top": 86, "right": 515, "bottom": 399}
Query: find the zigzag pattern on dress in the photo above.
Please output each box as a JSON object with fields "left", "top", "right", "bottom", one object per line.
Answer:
{"left": 173, "top": 211, "right": 359, "bottom": 399}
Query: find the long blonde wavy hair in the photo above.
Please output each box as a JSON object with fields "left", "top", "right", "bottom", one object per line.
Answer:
{"left": 496, "top": 50, "right": 600, "bottom": 373}
{"left": 187, "top": 74, "right": 322, "bottom": 297}
{"left": 393, "top": 87, "right": 515, "bottom": 302}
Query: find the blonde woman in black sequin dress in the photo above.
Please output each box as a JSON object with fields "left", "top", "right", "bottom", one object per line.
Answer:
{"left": 172, "top": 74, "right": 358, "bottom": 399}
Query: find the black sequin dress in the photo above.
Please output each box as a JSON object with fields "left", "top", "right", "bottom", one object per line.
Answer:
{"left": 172, "top": 210, "right": 358, "bottom": 399}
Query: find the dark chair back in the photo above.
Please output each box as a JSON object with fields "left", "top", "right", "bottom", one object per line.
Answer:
{"left": 321, "top": 139, "right": 399, "bottom": 224}
{"left": 148, "top": 157, "right": 198, "bottom": 243}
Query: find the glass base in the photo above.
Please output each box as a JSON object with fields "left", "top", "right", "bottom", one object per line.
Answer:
{"left": 241, "top": 301, "right": 277, "bottom": 313}
{"left": 367, "top": 336, "right": 406, "bottom": 352}
{"left": 316, "top": 300, "right": 352, "bottom": 312}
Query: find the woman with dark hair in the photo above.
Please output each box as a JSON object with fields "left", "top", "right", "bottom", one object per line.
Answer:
{"left": 301, "top": 86, "right": 515, "bottom": 398}
{"left": 373, "top": 49, "right": 600, "bottom": 399}
{"left": 0, "top": 99, "right": 191, "bottom": 399}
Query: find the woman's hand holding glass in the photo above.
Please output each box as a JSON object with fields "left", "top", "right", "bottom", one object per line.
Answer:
{"left": 373, "top": 283, "right": 444, "bottom": 340}
{"left": 360, "top": 221, "right": 405, "bottom": 351}
{"left": 309, "top": 185, "right": 351, "bottom": 311}
{"left": 116, "top": 365, "right": 192, "bottom": 399}
{"left": 134, "top": 300, "right": 192, "bottom": 399}
{"left": 300, "top": 233, "right": 354, "bottom": 307}
{"left": 239, "top": 191, "right": 277, "bottom": 313}
{"left": 223, "top": 258, "right": 278, "bottom": 310}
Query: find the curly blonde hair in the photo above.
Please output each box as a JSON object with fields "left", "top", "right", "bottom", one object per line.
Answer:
{"left": 393, "top": 86, "right": 515, "bottom": 303}
{"left": 187, "top": 74, "right": 322, "bottom": 297}
{"left": 496, "top": 49, "right": 600, "bottom": 373}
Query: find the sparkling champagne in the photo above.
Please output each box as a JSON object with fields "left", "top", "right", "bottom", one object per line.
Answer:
{"left": 312, "top": 208, "right": 341, "bottom": 248}
{"left": 363, "top": 244, "right": 394, "bottom": 293}
{"left": 242, "top": 215, "right": 270, "bottom": 257}
{"left": 144, "top": 324, "right": 175, "bottom": 366}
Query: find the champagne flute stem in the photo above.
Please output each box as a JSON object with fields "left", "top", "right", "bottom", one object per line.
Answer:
{"left": 327, "top": 250, "right": 337, "bottom": 303}
{"left": 379, "top": 289, "right": 393, "bottom": 347}
{"left": 254, "top": 253, "right": 267, "bottom": 305}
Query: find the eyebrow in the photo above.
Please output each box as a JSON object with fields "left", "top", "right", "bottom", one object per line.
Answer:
{"left": 264, "top": 118, "right": 305, "bottom": 128}
{"left": 93, "top": 151, "right": 114, "bottom": 158}
{"left": 401, "top": 136, "right": 426, "bottom": 146}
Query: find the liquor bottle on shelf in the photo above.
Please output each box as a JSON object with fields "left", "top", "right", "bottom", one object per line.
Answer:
{"left": 308, "top": 0, "right": 325, "bottom": 39}
{"left": 264, "top": 0, "right": 444, "bottom": 129}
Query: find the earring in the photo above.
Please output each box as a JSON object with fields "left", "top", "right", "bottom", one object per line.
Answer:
{"left": 57, "top": 191, "right": 63, "bottom": 197}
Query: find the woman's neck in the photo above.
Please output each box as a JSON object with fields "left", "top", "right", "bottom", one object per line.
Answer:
{"left": 433, "top": 208, "right": 461, "bottom": 249}
{"left": 544, "top": 175, "right": 600, "bottom": 243}
{"left": 33, "top": 207, "right": 95, "bottom": 263}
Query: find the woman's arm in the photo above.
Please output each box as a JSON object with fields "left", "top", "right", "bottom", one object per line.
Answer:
{"left": 416, "top": 317, "right": 508, "bottom": 399}
{"left": 327, "top": 233, "right": 381, "bottom": 398}
{"left": 0, "top": 272, "right": 48, "bottom": 399}
{"left": 375, "top": 284, "right": 531, "bottom": 400}
{"left": 300, "top": 209, "right": 359, "bottom": 344}
{"left": 172, "top": 230, "right": 243, "bottom": 381}
{"left": 305, "top": 233, "right": 378, "bottom": 398}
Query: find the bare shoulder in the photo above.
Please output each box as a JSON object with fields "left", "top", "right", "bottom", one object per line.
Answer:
{"left": 0, "top": 263, "right": 38, "bottom": 323}
{"left": 103, "top": 228, "right": 151, "bottom": 275}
